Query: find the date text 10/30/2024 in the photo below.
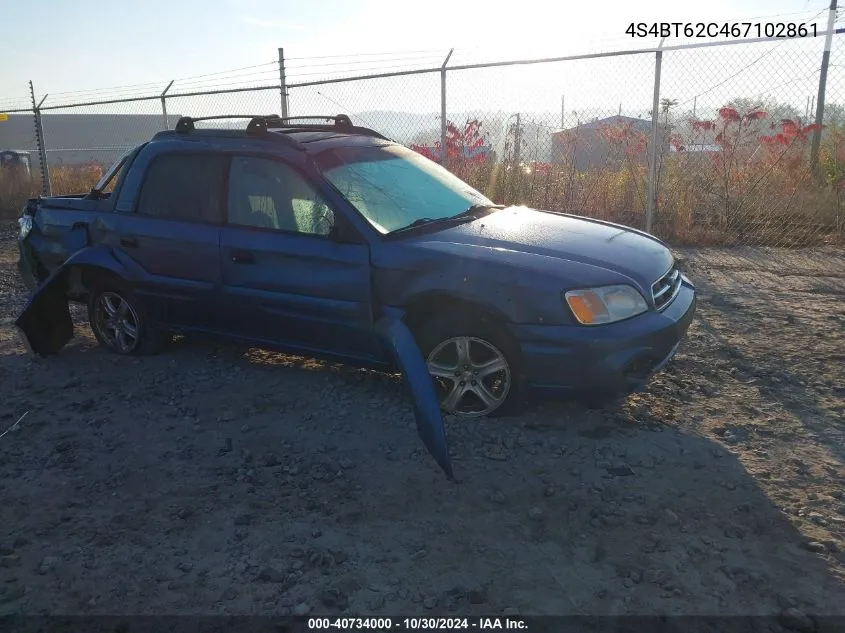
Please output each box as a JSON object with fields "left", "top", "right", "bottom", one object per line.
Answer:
{"left": 626, "top": 22, "right": 819, "bottom": 39}
{"left": 307, "top": 617, "right": 528, "bottom": 630}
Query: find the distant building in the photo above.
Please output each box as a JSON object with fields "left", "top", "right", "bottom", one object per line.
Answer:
{"left": 550, "top": 115, "right": 668, "bottom": 171}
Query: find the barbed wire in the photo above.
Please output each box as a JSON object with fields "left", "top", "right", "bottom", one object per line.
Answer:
{"left": 675, "top": 5, "right": 831, "bottom": 109}
{"left": 2, "top": 26, "right": 842, "bottom": 113}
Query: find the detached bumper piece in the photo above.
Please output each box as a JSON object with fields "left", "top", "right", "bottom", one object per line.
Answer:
{"left": 15, "top": 224, "right": 92, "bottom": 356}
{"left": 375, "top": 316, "right": 454, "bottom": 481}
{"left": 14, "top": 267, "right": 74, "bottom": 356}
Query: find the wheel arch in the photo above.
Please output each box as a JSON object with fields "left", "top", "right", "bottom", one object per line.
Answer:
{"left": 62, "top": 245, "right": 133, "bottom": 301}
{"left": 401, "top": 291, "right": 524, "bottom": 381}
{"left": 401, "top": 291, "right": 512, "bottom": 336}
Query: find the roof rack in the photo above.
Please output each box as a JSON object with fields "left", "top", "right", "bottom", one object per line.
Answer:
{"left": 173, "top": 114, "right": 391, "bottom": 142}
{"left": 174, "top": 115, "right": 280, "bottom": 134}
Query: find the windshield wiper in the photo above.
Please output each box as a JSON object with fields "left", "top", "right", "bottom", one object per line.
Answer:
{"left": 390, "top": 204, "right": 506, "bottom": 235}
{"left": 449, "top": 203, "right": 506, "bottom": 220}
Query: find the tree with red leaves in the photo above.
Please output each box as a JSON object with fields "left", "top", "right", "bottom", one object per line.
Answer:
{"left": 410, "top": 119, "right": 488, "bottom": 169}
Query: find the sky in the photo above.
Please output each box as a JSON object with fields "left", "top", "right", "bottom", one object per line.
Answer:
{"left": 0, "top": 0, "right": 842, "bottom": 130}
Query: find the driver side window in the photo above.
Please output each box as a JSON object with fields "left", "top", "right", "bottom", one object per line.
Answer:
{"left": 227, "top": 156, "right": 334, "bottom": 236}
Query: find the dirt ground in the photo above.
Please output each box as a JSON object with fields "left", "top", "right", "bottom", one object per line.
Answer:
{"left": 0, "top": 219, "right": 844, "bottom": 626}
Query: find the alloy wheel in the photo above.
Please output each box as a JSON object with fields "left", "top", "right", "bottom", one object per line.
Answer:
{"left": 426, "top": 336, "right": 511, "bottom": 417}
{"left": 93, "top": 291, "right": 140, "bottom": 354}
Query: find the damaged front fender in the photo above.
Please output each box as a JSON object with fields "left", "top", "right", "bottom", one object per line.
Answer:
{"left": 374, "top": 316, "right": 454, "bottom": 481}
{"left": 15, "top": 237, "right": 126, "bottom": 357}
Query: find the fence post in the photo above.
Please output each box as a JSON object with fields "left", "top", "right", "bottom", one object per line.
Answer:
{"left": 160, "top": 80, "right": 174, "bottom": 130}
{"left": 810, "top": 0, "right": 838, "bottom": 172}
{"left": 29, "top": 81, "right": 51, "bottom": 197}
{"left": 440, "top": 48, "right": 454, "bottom": 167}
{"left": 279, "top": 48, "right": 289, "bottom": 119}
{"left": 646, "top": 44, "right": 664, "bottom": 235}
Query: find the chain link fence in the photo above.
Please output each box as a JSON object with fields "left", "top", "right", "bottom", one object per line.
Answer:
{"left": 2, "top": 34, "right": 844, "bottom": 287}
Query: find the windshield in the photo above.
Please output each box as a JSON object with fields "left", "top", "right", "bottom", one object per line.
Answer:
{"left": 315, "top": 144, "right": 494, "bottom": 234}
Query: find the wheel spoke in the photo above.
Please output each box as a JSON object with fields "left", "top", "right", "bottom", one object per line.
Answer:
{"left": 454, "top": 338, "right": 471, "bottom": 367}
{"left": 122, "top": 320, "right": 138, "bottom": 339}
{"left": 102, "top": 296, "right": 118, "bottom": 317}
{"left": 428, "top": 361, "right": 457, "bottom": 379}
{"left": 475, "top": 356, "right": 507, "bottom": 377}
{"left": 117, "top": 299, "right": 130, "bottom": 317}
{"left": 442, "top": 382, "right": 467, "bottom": 412}
{"left": 470, "top": 382, "right": 499, "bottom": 410}
{"left": 114, "top": 327, "right": 129, "bottom": 352}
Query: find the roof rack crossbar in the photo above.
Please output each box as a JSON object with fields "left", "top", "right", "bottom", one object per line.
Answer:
{"left": 172, "top": 113, "right": 391, "bottom": 143}
{"left": 266, "top": 114, "right": 390, "bottom": 141}
{"left": 174, "top": 114, "right": 280, "bottom": 133}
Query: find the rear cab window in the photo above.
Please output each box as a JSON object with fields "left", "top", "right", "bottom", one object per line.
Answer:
{"left": 136, "top": 152, "right": 227, "bottom": 224}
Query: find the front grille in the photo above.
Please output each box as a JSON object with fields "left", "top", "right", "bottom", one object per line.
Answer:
{"left": 652, "top": 265, "right": 682, "bottom": 310}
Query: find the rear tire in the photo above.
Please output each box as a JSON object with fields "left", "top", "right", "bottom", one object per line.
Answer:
{"left": 87, "top": 281, "right": 168, "bottom": 355}
{"left": 414, "top": 314, "right": 523, "bottom": 418}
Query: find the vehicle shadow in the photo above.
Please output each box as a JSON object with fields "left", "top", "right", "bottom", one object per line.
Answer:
{"left": 683, "top": 266, "right": 845, "bottom": 468}
{"left": 1, "top": 319, "right": 844, "bottom": 620}
{"left": 1, "top": 264, "right": 844, "bottom": 618}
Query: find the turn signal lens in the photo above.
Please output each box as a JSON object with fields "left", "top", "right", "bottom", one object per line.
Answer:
{"left": 564, "top": 285, "right": 648, "bottom": 325}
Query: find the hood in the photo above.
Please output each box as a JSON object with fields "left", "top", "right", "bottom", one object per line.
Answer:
{"left": 409, "top": 207, "right": 673, "bottom": 289}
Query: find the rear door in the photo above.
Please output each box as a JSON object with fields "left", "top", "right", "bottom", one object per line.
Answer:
{"left": 219, "top": 154, "right": 378, "bottom": 363}
{"left": 107, "top": 151, "right": 226, "bottom": 330}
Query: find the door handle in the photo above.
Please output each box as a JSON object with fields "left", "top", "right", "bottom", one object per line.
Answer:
{"left": 119, "top": 236, "right": 138, "bottom": 248}
{"left": 231, "top": 250, "right": 255, "bottom": 264}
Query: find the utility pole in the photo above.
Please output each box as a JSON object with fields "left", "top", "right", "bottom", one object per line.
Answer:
{"left": 514, "top": 113, "right": 522, "bottom": 166}
{"left": 810, "top": 0, "right": 837, "bottom": 172}
{"left": 278, "top": 48, "right": 289, "bottom": 119}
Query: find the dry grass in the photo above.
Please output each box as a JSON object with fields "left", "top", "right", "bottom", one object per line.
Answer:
{"left": 0, "top": 164, "right": 105, "bottom": 219}
{"left": 451, "top": 123, "right": 845, "bottom": 248}
{"left": 3, "top": 145, "right": 844, "bottom": 248}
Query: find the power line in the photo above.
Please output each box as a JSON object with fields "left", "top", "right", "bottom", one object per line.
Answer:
{"left": 677, "top": 5, "right": 830, "bottom": 108}
{"left": 173, "top": 61, "right": 278, "bottom": 82}
{"left": 30, "top": 61, "right": 280, "bottom": 102}
{"left": 286, "top": 53, "right": 446, "bottom": 71}
{"left": 284, "top": 49, "right": 445, "bottom": 61}
{"left": 754, "top": 68, "right": 822, "bottom": 96}
{"left": 169, "top": 69, "right": 281, "bottom": 89}
{"left": 286, "top": 61, "right": 442, "bottom": 81}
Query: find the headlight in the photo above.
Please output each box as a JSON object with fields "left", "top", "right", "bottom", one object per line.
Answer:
{"left": 564, "top": 284, "right": 648, "bottom": 325}
{"left": 18, "top": 215, "right": 33, "bottom": 240}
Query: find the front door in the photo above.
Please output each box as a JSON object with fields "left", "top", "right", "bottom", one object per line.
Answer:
{"left": 219, "top": 154, "right": 378, "bottom": 363}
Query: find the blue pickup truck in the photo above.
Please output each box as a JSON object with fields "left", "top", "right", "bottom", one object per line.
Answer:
{"left": 17, "top": 115, "right": 695, "bottom": 426}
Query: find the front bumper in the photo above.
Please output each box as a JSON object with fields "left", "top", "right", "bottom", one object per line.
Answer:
{"left": 509, "top": 280, "right": 696, "bottom": 400}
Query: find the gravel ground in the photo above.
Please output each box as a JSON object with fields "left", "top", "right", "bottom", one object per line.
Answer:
{"left": 0, "top": 220, "right": 844, "bottom": 624}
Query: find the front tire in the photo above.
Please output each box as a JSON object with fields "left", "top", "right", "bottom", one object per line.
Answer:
{"left": 415, "top": 316, "right": 521, "bottom": 418}
{"left": 88, "top": 283, "right": 165, "bottom": 355}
